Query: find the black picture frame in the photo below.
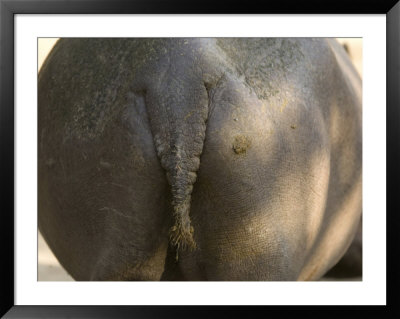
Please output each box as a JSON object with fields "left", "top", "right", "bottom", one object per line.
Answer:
{"left": 1, "top": 0, "right": 399, "bottom": 318}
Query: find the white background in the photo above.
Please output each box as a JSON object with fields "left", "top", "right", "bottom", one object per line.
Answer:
{"left": 15, "top": 15, "right": 386, "bottom": 305}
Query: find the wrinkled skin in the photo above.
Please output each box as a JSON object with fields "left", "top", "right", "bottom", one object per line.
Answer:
{"left": 38, "top": 38, "right": 362, "bottom": 281}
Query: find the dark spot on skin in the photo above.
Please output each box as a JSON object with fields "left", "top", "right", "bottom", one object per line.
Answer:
{"left": 291, "top": 125, "right": 296, "bottom": 129}
{"left": 342, "top": 43, "right": 350, "bottom": 55}
{"left": 233, "top": 135, "right": 251, "bottom": 154}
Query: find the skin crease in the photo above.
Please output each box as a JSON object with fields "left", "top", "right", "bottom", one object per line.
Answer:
{"left": 38, "top": 38, "right": 362, "bottom": 281}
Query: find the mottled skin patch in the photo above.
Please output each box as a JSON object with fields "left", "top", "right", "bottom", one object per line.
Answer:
{"left": 216, "top": 38, "right": 304, "bottom": 100}
{"left": 232, "top": 135, "right": 251, "bottom": 154}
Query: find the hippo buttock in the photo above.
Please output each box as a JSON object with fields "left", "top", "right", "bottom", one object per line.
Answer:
{"left": 38, "top": 38, "right": 362, "bottom": 281}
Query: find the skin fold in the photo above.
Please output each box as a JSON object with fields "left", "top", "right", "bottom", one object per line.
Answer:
{"left": 38, "top": 38, "right": 362, "bottom": 281}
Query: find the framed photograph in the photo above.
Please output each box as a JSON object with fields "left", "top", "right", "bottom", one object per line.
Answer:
{"left": 1, "top": 0, "right": 398, "bottom": 317}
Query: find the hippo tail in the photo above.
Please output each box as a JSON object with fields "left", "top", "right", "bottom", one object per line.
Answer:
{"left": 142, "top": 72, "right": 211, "bottom": 252}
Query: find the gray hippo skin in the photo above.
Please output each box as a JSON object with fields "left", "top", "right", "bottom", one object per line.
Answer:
{"left": 38, "top": 38, "right": 362, "bottom": 281}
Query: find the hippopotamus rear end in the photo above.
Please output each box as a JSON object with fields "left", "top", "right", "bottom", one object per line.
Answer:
{"left": 38, "top": 38, "right": 362, "bottom": 281}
